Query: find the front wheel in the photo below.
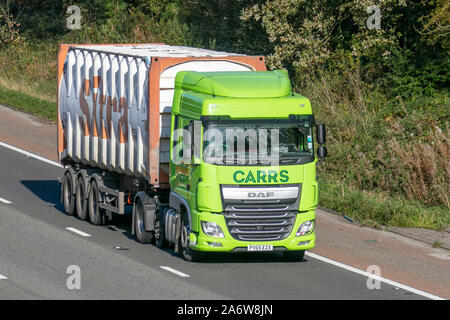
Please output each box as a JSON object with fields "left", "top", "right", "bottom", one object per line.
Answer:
{"left": 182, "top": 247, "right": 204, "bottom": 262}
{"left": 62, "top": 172, "right": 75, "bottom": 216}
{"left": 75, "top": 176, "right": 88, "bottom": 220}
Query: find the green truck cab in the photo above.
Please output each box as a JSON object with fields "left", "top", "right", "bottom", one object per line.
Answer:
{"left": 166, "top": 70, "right": 327, "bottom": 261}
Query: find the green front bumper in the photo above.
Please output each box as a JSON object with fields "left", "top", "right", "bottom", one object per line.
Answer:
{"left": 189, "top": 210, "right": 316, "bottom": 252}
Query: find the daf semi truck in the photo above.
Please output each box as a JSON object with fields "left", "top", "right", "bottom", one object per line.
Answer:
{"left": 57, "top": 44, "right": 327, "bottom": 261}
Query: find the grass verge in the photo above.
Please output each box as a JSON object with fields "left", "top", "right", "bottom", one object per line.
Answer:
{"left": 318, "top": 175, "right": 450, "bottom": 230}
{"left": 0, "top": 84, "right": 56, "bottom": 122}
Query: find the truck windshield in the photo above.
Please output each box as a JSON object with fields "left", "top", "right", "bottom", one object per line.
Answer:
{"left": 203, "top": 118, "right": 314, "bottom": 166}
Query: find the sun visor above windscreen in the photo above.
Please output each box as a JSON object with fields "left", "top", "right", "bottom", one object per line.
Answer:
{"left": 175, "top": 70, "right": 292, "bottom": 98}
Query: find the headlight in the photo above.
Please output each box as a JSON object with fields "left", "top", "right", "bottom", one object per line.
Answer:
{"left": 201, "top": 221, "right": 225, "bottom": 238}
{"left": 296, "top": 220, "right": 315, "bottom": 236}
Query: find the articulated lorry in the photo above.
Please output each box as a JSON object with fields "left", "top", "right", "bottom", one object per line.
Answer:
{"left": 57, "top": 44, "right": 327, "bottom": 261}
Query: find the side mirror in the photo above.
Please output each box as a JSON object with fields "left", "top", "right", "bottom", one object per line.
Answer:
{"left": 317, "top": 146, "right": 327, "bottom": 159}
{"left": 316, "top": 123, "right": 326, "bottom": 145}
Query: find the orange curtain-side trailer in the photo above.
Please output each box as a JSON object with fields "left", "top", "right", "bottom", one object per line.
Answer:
{"left": 57, "top": 43, "right": 266, "bottom": 187}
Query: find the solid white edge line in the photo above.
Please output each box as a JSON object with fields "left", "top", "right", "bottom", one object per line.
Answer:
{"left": 0, "top": 274, "right": 7, "bottom": 280}
{"left": 0, "top": 141, "right": 63, "bottom": 168}
{"left": 0, "top": 140, "right": 444, "bottom": 299}
{"left": 0, "top": 197, "right": 12, "bottom": 204}
{"left": 305, "top": 252, "right": 445, "bottom": 300}
{"left": 160, "top": 266, "right": 190, "bottom": 278}
{"left": 66, "top": 227, "right": 91, "bottom": 237}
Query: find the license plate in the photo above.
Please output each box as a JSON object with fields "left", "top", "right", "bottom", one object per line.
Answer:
{"left": 247, "top": 245, "right": 273, "bottom": 252}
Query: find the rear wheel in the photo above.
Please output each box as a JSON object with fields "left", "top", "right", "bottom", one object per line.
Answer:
{"left": 180, "top": 213, "right": 203, "bottom": 262}
{"left": 283, "top": 250, "right": 305, "bottom": 261}
{"left": 75, "top": 176, "right": 88, "bottom": 220}
{"left": 62, "top": 172, "right": 75, "bottom": 216}
{"left": 135, "top": 200, "right": 154, "bottom": 243}
{"left": 88, "top": 180, "right": 106, "bottom": 225}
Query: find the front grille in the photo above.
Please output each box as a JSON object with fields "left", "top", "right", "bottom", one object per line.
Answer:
{"left": 224, "top": 207, "right": 296, "bottom": 241}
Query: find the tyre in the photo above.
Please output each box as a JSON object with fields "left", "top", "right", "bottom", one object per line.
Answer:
{"left": 180, "top": 213, "right": 203, "bottom": 262}
{"left": 135, "top": 200, "right": 154, "bottom": 244}
{"left": 62, "top": 172, "right": 75, "bottom": 216}
{"left": 88, "top": 180, "right": 106, "bottom": 225}
{"left": 75, "top": 176, "right": 88, "bottom": 220}
{"left": 153, "top": 209, "right": 167, "bottom": 249}
{"left": 283, "top": 250, "right": 305, "bottom": 261}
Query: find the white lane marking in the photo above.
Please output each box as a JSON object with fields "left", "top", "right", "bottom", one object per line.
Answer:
{"left": 305, "top": 252, "right": 445, "bottom": 300}
{"left": 428, "top": 253, "right": 450, "bottom": 260}
{"left": 65, "top": 227, "right": 91, "bottom": 237}
{"left": 160, "top": 266, "right": 190, "bottom": 278}
{"left": 0, "top": 141, "right": 63, "bottom": 168}
{"left": 0, "top": 274, "right": 7, "bottom": 280}
{"left": 0, "top": 197, "right": 12, "bottom": 204}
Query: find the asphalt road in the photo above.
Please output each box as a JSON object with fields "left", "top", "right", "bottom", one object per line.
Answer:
{"left": 0, "top": 144, "right": 428, "bottom": 299}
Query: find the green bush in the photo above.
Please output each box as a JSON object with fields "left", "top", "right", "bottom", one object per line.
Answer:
{"left": 0, "top": 0, "right": 448, "bottom": 227}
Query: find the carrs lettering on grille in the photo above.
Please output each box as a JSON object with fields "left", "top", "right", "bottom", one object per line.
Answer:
{"left": 221, "top": 185, "right": 301, "bottom": 241}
